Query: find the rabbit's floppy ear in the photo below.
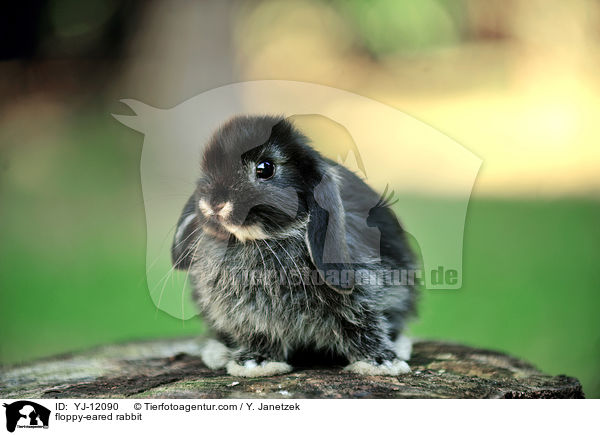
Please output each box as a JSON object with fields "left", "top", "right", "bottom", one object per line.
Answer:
{"left": 305, "top": 168, "right": 355, "bottom": 294}
{"left": 171, "top": 194, "right": 200, "bottom": 270}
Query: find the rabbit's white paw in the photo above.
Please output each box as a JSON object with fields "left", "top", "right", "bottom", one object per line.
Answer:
{"left": 394, "top": 335, "right": 413, "bottom": 361}
{"left": 226, "top": 359, "right": 292, "bottom": 377}
{"left": 344, "top": 359, "right": 411, "bottom": 376}
{"left": 200, "top": 339, "right": 230, "bottom": 369}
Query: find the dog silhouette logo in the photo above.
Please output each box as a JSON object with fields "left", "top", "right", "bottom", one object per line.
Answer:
{"left": 3, "top": 401, "right": 50, "bottom": 432}
{"left": 113, "top": 80, "right": 481, "bottom": 319}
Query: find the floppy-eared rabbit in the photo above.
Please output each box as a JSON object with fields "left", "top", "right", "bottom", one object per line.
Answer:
{"left": 172, "top": 115, "right": 417, "bottom": 377}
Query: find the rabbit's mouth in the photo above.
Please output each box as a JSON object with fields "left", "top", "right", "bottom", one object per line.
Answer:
{"left": 221, "top": 222, "right": 268, "bottom": 243}
{"left": 202, "top": 218, "right": 230, "bottom": 240}
{"left": 198, "top": 198, "right": 272, "bottom": 242}
{"left": 203, "top": 214, "right": 268, "bottom": 243}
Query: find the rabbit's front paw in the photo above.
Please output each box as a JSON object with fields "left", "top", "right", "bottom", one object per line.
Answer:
{"left": 226, "top": 359, "right": 292, "bottom": 377}
{"left": 200, "top": 339, "right": 231, "bottom": 369}
{"left": 344, "top": 359, "right": 411, "bottom": 376}
{"left": 393, "top": 335, "right": 413, "bottom": 361}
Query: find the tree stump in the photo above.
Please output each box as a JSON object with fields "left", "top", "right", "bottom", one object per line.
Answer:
{"left": 0, "top": 338, "right": 584, "bottom": 399}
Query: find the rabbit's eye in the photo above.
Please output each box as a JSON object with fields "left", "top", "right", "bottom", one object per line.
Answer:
{"left": 256, "top": 160, "right": 275, "bottom": 180}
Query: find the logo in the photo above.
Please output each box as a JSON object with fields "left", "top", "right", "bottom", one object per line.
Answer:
{"left": 3, "top": 401, "right": 50, "bottom": 433}
{"left": 113, "top": 80, "right": 481, "bottom": 318}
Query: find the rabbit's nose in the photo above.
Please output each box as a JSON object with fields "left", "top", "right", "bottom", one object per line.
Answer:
{"left": 213, "top": 202, "right": 226, "bottom": 212}
{"left": 199, "top": 198, "right": 232, "bottom": 218}
{"left": 213, "top": 201, "right": 233, "bottom": 218}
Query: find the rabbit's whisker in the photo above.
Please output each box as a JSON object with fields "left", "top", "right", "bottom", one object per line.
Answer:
{"left": 153, "top": 225, "right": 202, "bottom": 317}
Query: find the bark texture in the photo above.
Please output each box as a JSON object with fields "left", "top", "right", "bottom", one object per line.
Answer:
{"left": 0, "top": 338, "right": 584, "bottom": 399}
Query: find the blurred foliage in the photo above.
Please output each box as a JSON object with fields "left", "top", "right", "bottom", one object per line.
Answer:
{"left": 334, "top": 0, "right": 466, "bottom": 55}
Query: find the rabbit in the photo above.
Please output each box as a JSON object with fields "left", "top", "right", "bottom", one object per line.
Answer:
{"left": 171, "top": 115, "right": 418, "bottom": 377}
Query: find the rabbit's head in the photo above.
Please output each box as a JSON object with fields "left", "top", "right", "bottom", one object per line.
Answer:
{"left": 196, "top": 115, "right": 309, "bottom": 241}
{"left": 173, "top": 115, "right": 354, "bottom": 291}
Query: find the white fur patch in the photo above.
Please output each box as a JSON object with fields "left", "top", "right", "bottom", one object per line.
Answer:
{"left": 394, "top": 335, "right": 413, "bottom": 361}
{"left": 226, "top": 360, "right": 293, "bottom": 377}
{"left": 222, "top": 223, "right": 268, "bottom": 243}
{"left": 198, "top": 198, "right": 214, "bottom": 216}
{"left": 200, "top": 339, "right": 230, "bottom": 370}
{"left": 344, "top": 359, "right": 411, "bottom": 376}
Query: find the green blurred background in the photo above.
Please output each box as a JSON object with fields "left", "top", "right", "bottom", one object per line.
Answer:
{"left": 1, "top": 0, "right": 599, "bottom": 397}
